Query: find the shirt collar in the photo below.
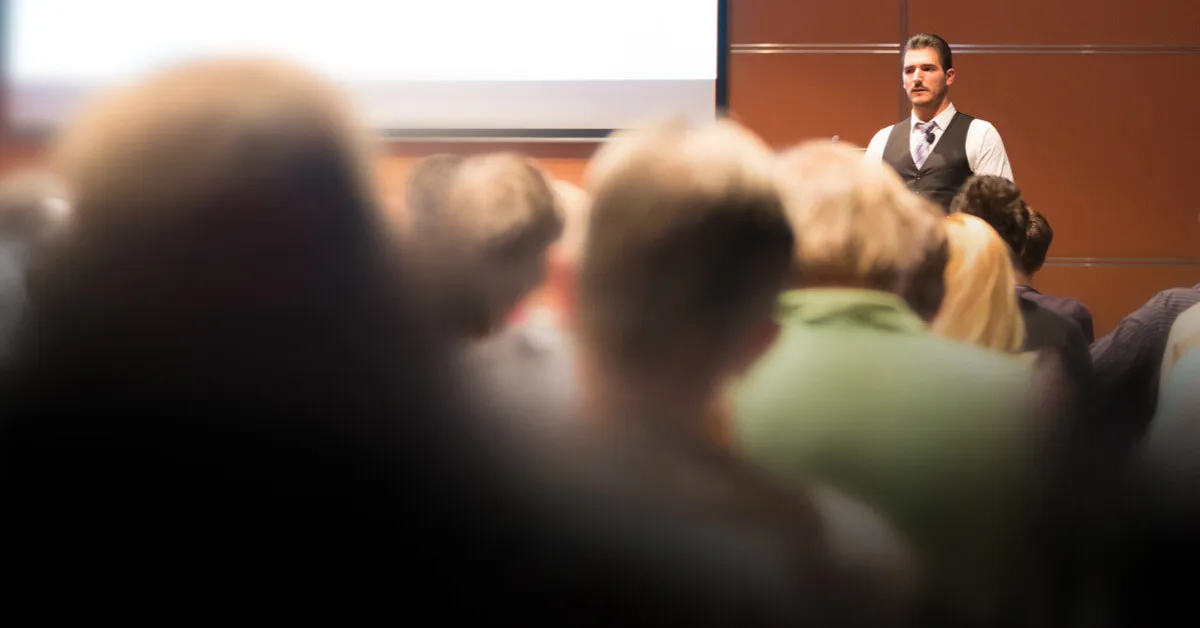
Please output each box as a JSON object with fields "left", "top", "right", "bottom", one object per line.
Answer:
{"left": 911, "top": 102, "right": 957, "bottom": 132}
{"left": 777, "top": 288, "right": 928, "bottom": 334}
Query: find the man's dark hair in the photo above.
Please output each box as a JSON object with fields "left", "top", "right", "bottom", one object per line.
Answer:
{"left": 903, "top": 33, "right": 953, "bottom": 71}
{"left": 950, "top": 175, "right": 1028, "bottom": 258}
{"left": 1020, "top": 207, "right": 1053, "bottom": 276}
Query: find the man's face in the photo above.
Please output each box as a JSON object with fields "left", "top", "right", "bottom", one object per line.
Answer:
{"left": 903, "top": 48, "right": 955, "bottom": 108}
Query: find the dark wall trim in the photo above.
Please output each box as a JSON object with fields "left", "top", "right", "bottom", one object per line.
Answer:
{"left": 732, "top": 43, "right": 1200, "bottom": 55}
{"left": 1045, "top": 257, "right": 1200, "bottom": 268}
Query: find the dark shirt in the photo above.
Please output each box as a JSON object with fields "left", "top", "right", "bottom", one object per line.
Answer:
{"left": 1090, "top": 284, "right": 1200, "bottom": 431}
{"left": 1020, "top": 297, "right": 1095, "bottom": 412}
{"left": 1016, "top": 285, "right": 1095, "bottom": 343}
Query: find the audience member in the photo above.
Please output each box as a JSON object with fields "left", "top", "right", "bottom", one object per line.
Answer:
{"left": 935, "top": 213, "right": 1026, "bottom": 352}
{"left": 420, "top": 152, "right": 563, "bottom": 340}
{"left": 0, "top": 170, "right": 69, "bottom": 363}
{"left": 1017, "top": 207, "right": 1095, "bottom": 342}
{"left": 0, "top": 57, "right": 486, "bottom": 584}
{"left": 734, "top": 141, "right": 1042, "bottom": 627}
{"left": 1092, "top": 284, "right": 1200, "bottom": 436}
{"left": 460, "top": 178, "right": 588, "bottom": 424}
{"left": 951, "top": 175, "right": 1094, "bottom": 410}
{"left": 574, "top": 118, "right": 790, "bottom": 445}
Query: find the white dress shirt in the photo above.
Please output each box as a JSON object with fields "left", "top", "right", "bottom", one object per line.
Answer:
{"left": 864, "top": 103, "right": 1014, "bottom": 182}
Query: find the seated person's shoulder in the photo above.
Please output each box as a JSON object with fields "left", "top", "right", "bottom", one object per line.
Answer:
{"left": 1020, "top": 298, "right": 1085, "bottom": 346}
{"left": 458, "top": 315, "right": 577, "bottom": 422}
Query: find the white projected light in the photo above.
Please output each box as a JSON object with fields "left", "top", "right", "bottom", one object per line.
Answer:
{"left": 6, "top": 0, "right": 723, "bottom": 137}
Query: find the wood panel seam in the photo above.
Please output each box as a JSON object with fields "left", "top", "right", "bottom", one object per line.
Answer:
{"left": 732, "top": 44, "right": 1200, "bottom": 55}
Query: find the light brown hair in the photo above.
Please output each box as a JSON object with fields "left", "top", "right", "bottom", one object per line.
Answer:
{"left": 434, "top": 152, "right": 564, "bottom": 336}
{"left": 577, "top": 119, "right": 793, "bottom": 376}
{"left": 775, "top": 140, "right": 947, "bottom": 299}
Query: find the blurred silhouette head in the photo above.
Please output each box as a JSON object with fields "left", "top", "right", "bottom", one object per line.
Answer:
{"left": 404, "top": 152, "right": 464, "bottom": 233}
{"left": 934, "top": 213, "right": 1026, "bottom": 353}
{"left": 428, "top": 152, "right": 563, "bottom": 339}
{"left": 775, "top": 140, "right": 948, "bottom": 320}
{"left": 22, "top": 56, "right": 412, "bottom": 395}
{"left": 577, "top": 118, "right": 792, "bottom": 403}
{"left": 0, "top": 57, "right": 481, "bottom": 570}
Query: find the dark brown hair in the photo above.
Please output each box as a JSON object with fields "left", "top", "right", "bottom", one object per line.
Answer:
{"left": 903, "top": 33, "right": 953, "bottom": 70}
{"left": 950, "top": 175, "right": 1029, "bottom": 259}
{"left": 1020, "top": 207, "right": 1053, "bottom": 276}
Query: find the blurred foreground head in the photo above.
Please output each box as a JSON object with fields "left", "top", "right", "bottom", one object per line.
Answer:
{"left": 22, "top": 58, "right": 408, "bottom": 373}
{"left": 577, "top": 119, "right": 792, "bottom": 420}
{"left": 6, "top": 56, "right": 457, "bottom": 455}
{"left": 403, "top": 152, "right": 464, "bottom": 234}
{"left": 775, "top": 140, "right": 948, "bottom": 321}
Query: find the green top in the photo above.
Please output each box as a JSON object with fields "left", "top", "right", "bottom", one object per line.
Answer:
{"left": 734, "top": 289, "right": 1038, "bottom": 603}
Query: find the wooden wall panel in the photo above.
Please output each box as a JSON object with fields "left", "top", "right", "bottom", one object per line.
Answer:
{"left": 1035, "top": 265, "right": 1200, "bottom": 337}
{"left": 948, "top": 53, "right": 1200, "bottom": 259}
{"left": 909, "top": 0, "right": 1200, "bottom": 45}
{"left": 730, "top": 0, "right": 901, "bottom": 44}
{"left": 728, "top": 52, "right": 900, "bottom": 148}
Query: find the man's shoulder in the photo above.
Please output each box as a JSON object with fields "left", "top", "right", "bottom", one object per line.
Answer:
{"left": 866, "top": 124, "right": 901, "bottom": 153}
{"left": 961, "top": 114, "right": 997, "bottom": 134}
{"left": 874, "top": 118, "right": 908, "bottom": 136}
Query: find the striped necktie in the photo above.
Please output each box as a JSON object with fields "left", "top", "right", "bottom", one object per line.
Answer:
{"left": 913, "top": 121, "right": 938, "bottom": 169}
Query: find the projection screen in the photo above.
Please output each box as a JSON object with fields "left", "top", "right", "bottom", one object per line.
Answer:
{"left": 3, "top": 0, "right": 727, "bottom": 139}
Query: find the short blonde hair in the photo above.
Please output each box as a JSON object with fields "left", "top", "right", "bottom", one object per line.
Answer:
{"left": 934, "top": 213, "right": 1026, "bottom": 353}
{"left": 775, "top": 141, "right": 945, "bottom": 291}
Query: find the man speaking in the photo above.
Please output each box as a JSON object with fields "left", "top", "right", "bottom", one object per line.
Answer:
{"left": 865, "top": 33, "right": 1013, "bottom": 211}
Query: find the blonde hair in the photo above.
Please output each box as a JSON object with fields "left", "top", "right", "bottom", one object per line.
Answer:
{"left": 934, "top": 213, "right": 1026, "bottom": 353}
{"left": 775, "top": 141, "right": 945, "bottom": 291}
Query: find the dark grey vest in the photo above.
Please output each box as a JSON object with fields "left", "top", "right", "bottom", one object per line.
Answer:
{"left": 881, "top": 112, "right": 975, "bottom": 211}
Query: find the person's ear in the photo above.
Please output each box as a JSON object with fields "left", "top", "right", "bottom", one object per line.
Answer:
{"left": 945, "top": 68, "right": 957, "bottom": 86}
